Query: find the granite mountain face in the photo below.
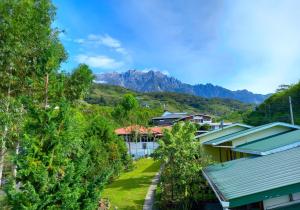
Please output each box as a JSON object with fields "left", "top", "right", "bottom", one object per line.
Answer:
{"left": 95, "top": 70, "right": 269, "bottom": 104}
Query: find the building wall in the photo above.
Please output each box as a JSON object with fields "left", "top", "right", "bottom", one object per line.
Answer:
{"left": 200, "top": 126, "right": 248, "bottom": 144}
{"left": 232, "top": 126, "right": 292, "bottom": 147}
{"left": 127, "top": 142, "right": 159, "bottom": 158}
{"left": 202, "top": 145, "right": 251, "bottom": 162}
{"left": 263, "top": 193, "right": 300, "bottom": 210}
{"left": 152, "top": 118, "right": 175, "bottom": 126}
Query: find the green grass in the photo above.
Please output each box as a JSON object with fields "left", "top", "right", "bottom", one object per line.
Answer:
{"left": 102, "top": 158, "right": 161, "bottom": 210}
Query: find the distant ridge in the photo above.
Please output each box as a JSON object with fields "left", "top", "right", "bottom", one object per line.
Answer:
{"left": 95, "top": 70, "right": 270, "bottom": 104}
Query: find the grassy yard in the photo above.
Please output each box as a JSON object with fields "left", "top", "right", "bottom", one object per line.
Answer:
{"left": 102, "top": 158, "right": 161, "bottom": 210}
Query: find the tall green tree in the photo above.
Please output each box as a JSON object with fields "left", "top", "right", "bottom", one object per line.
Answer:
{"left": 66, "top": 64, "right": 94, "bottom": 102}
{"left": 0, "top": 0, "right": 66, "bottom": 186}
{"left": 154, "top": 122, "right": 213, "bottom": 208}
{"left": 112, "top": 93, "right": 140, "bottom": 125}
{"left": 6, "top": 102, "right": 88, "bottom": 209}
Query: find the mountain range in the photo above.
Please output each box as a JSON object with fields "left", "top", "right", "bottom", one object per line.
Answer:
{"left": 94, "top": 70, "right": 270, "bottom": 104}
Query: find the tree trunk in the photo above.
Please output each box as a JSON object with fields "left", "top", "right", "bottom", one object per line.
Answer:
{"left": 0, "top": 83, "right": 11, "bottom": 187}
{"left": 45, "top": 73, "right": 49, "bottom": 108}
{"left": 0, "top": 127, "right": 7, "bottom": 187}
{"left": 12, "top": 141, "right": 19, "bottom": 179}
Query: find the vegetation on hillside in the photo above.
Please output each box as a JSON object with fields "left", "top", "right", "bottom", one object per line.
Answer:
{"left": 244, "top": 82, "right": 300, "bottom": 125}
{"left": 87, "top": 84, "right": 254, "bottom": 122}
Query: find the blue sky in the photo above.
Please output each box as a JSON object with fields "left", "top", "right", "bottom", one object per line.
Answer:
{"left": 53, "top": 0, "right": 300, "bottom": 94}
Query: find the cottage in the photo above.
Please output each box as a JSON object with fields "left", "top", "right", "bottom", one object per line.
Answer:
{"left": 203, "top": 147, "right": 300, "bottom": 210}
{"left": 115, "top": 125, "right": 170, "bottom": 158}
{"left": 195, "top": 123, "right": 253, "bottom": 162}
{"left": 197, "top": 122, "right": 300, "bottom": 162}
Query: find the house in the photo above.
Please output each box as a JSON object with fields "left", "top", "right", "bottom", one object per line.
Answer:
{"left": 152, "top": 111, "right": 215, "bottom": 126}
{"left": 174, "top": 113, "right": 213, "bottom": 124}
{"left": 115, "top": 125, "right": 170, "bottom": 158}
{"left": 199, "top": 121, "right": 300, "bottom": 209}
{"left": 197, "top": 122, "right": 300, "bottom": 162}
{"left": 195, "top": 123, "right": 253, "bottom": 162}
{"left": 151, "top": 112, "right": 189, "bottom": 126}
{"left": 203, "top": 146, "right": 300, "bottom": 210}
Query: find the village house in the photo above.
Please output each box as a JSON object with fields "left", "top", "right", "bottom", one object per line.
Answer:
{"left": 152, "top": 111, "right": 229, "bottom": 129}
{"left": 196, "top": 122, "right": 300, "bottom": 162}
{"left": 115, "top": 125, "right": 170, "bottom": 158}
{"left": 203, "top": 147, "right": 300, "bottom": 210}
{"left": 199, "top": 121, "right": 300, "bottom": 209}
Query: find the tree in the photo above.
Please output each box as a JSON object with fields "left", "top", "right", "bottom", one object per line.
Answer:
{"left": 112, "top": 94, "right": 139, "bottom": 125}
{"left": 244, "top": 81, "right": 300, "bottom": 125}
{"left": 0, "top": 0, "right": 66, "bottom": 187}
{"left": 121, "top": 94, "right": 139, "bottom": 112}
{"left": 6, "top": 102, "right": 88, "bottom": 209}
{"left": 66, "top": 64, "right": 94, "bottom": 101}
{"left": 153, "top": 122, "right": 213, "bottom": 208}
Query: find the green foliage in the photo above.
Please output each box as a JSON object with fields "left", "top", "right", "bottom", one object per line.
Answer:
{"left": 244, "top": 81, "right": 300, "bottom": 125}
{"left": 153, "top": 122, "right": 213, "bottom": 209}
{"left": 66, "top": 64, "right": 94, "bottom": 101}
{"left": 0, "top": 0, "right": 132, "bottom": 209}
{"left": 88, "top": 84, "right": 253, "bottom": 123}
{"left": 0, "top": 0, "right": 67, "bottom": 99}
{"left": 111, "top": 94, "right": 162, "bottom": 126}
{"left": 196, "top": 123, "right": 211, "bottom": 131}
{"left": 121, "top": 94, "right": 139, "bottom": 112}
{"left": 6, "top": 102, "right": 86, "bottom": 209}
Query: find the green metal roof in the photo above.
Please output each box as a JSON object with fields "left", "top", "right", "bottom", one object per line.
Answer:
{"left": 195, "top": 123, "right": 252, "bottom": 139}
{"left": 203, "top": 147, "right": 300, "bottom": 208}
{"left": 203, "top": 122, "right": 300, "bottom": 146}
{"left": 234, "top": 130, "right": 300, "bottom": 155}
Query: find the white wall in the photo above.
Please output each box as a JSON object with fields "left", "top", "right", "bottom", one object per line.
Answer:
{"left": 126, "top": 142, "right": 159, "bottom": 158}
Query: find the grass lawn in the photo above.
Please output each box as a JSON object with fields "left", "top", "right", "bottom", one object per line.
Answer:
{"left": 102, "top": 158, "right": 161, "bottom": 210}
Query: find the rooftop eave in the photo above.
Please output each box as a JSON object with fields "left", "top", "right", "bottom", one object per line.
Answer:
{"left": 207, "top": 122, "right": 300, "bottom": 146}
{"left": 234, "top": 141, "right": 300, "bottom": 156}
{"left": 202, "top": 170, "right": 230, "bottom": 208}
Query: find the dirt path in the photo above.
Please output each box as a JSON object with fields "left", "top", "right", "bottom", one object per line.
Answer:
{"left": 142, "top": 166, "right": 162, "bottom": 210}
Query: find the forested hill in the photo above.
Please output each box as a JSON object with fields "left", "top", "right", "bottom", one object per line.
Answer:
{"left": 95, "top": 70, "right": 269, "bottom": 104}
{"left": 86, "top": 83, "right": 254, "bottom": 122}
{"left": 244, "top": 82, "right": 300, "bottom": 126}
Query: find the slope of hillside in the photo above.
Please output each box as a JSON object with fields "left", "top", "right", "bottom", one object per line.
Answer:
{"left": 86, "top": 84, "right": 254, "bottom": 122}
{"left": 95, "top": 70, "right": 269, "bottom": 104}
{"left": 244, "top": 82, "right": 300, "bottom": 125}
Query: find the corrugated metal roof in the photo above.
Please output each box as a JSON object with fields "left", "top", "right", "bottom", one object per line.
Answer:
{"left": 234, "top": 130, "right": 300, "bottom": 155}
{"left": 203, "top": 147, "right": 300, "bottom": 207}
{"left": 195, "top": 123, "right": 252, "bottom": 139}
{"left": 203, "top": 122, "right": 300, "bottom": 146}
{"left": 152, "top": 113, "right": 188, "bottom": 120}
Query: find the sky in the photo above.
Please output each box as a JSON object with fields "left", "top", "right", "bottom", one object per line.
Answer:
{"left": 53, "top": 0, "right": 300, "bottom": 94}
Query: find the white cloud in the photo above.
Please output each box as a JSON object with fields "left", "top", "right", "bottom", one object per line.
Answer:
{"left": 76, "top": 34, "right": 128, "bottom": 55}
{"left": 76, "top": 54, "right": 124, "bottom": 69}
{"left": 74, "top": 38, "right": 85, "bottom": 44}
